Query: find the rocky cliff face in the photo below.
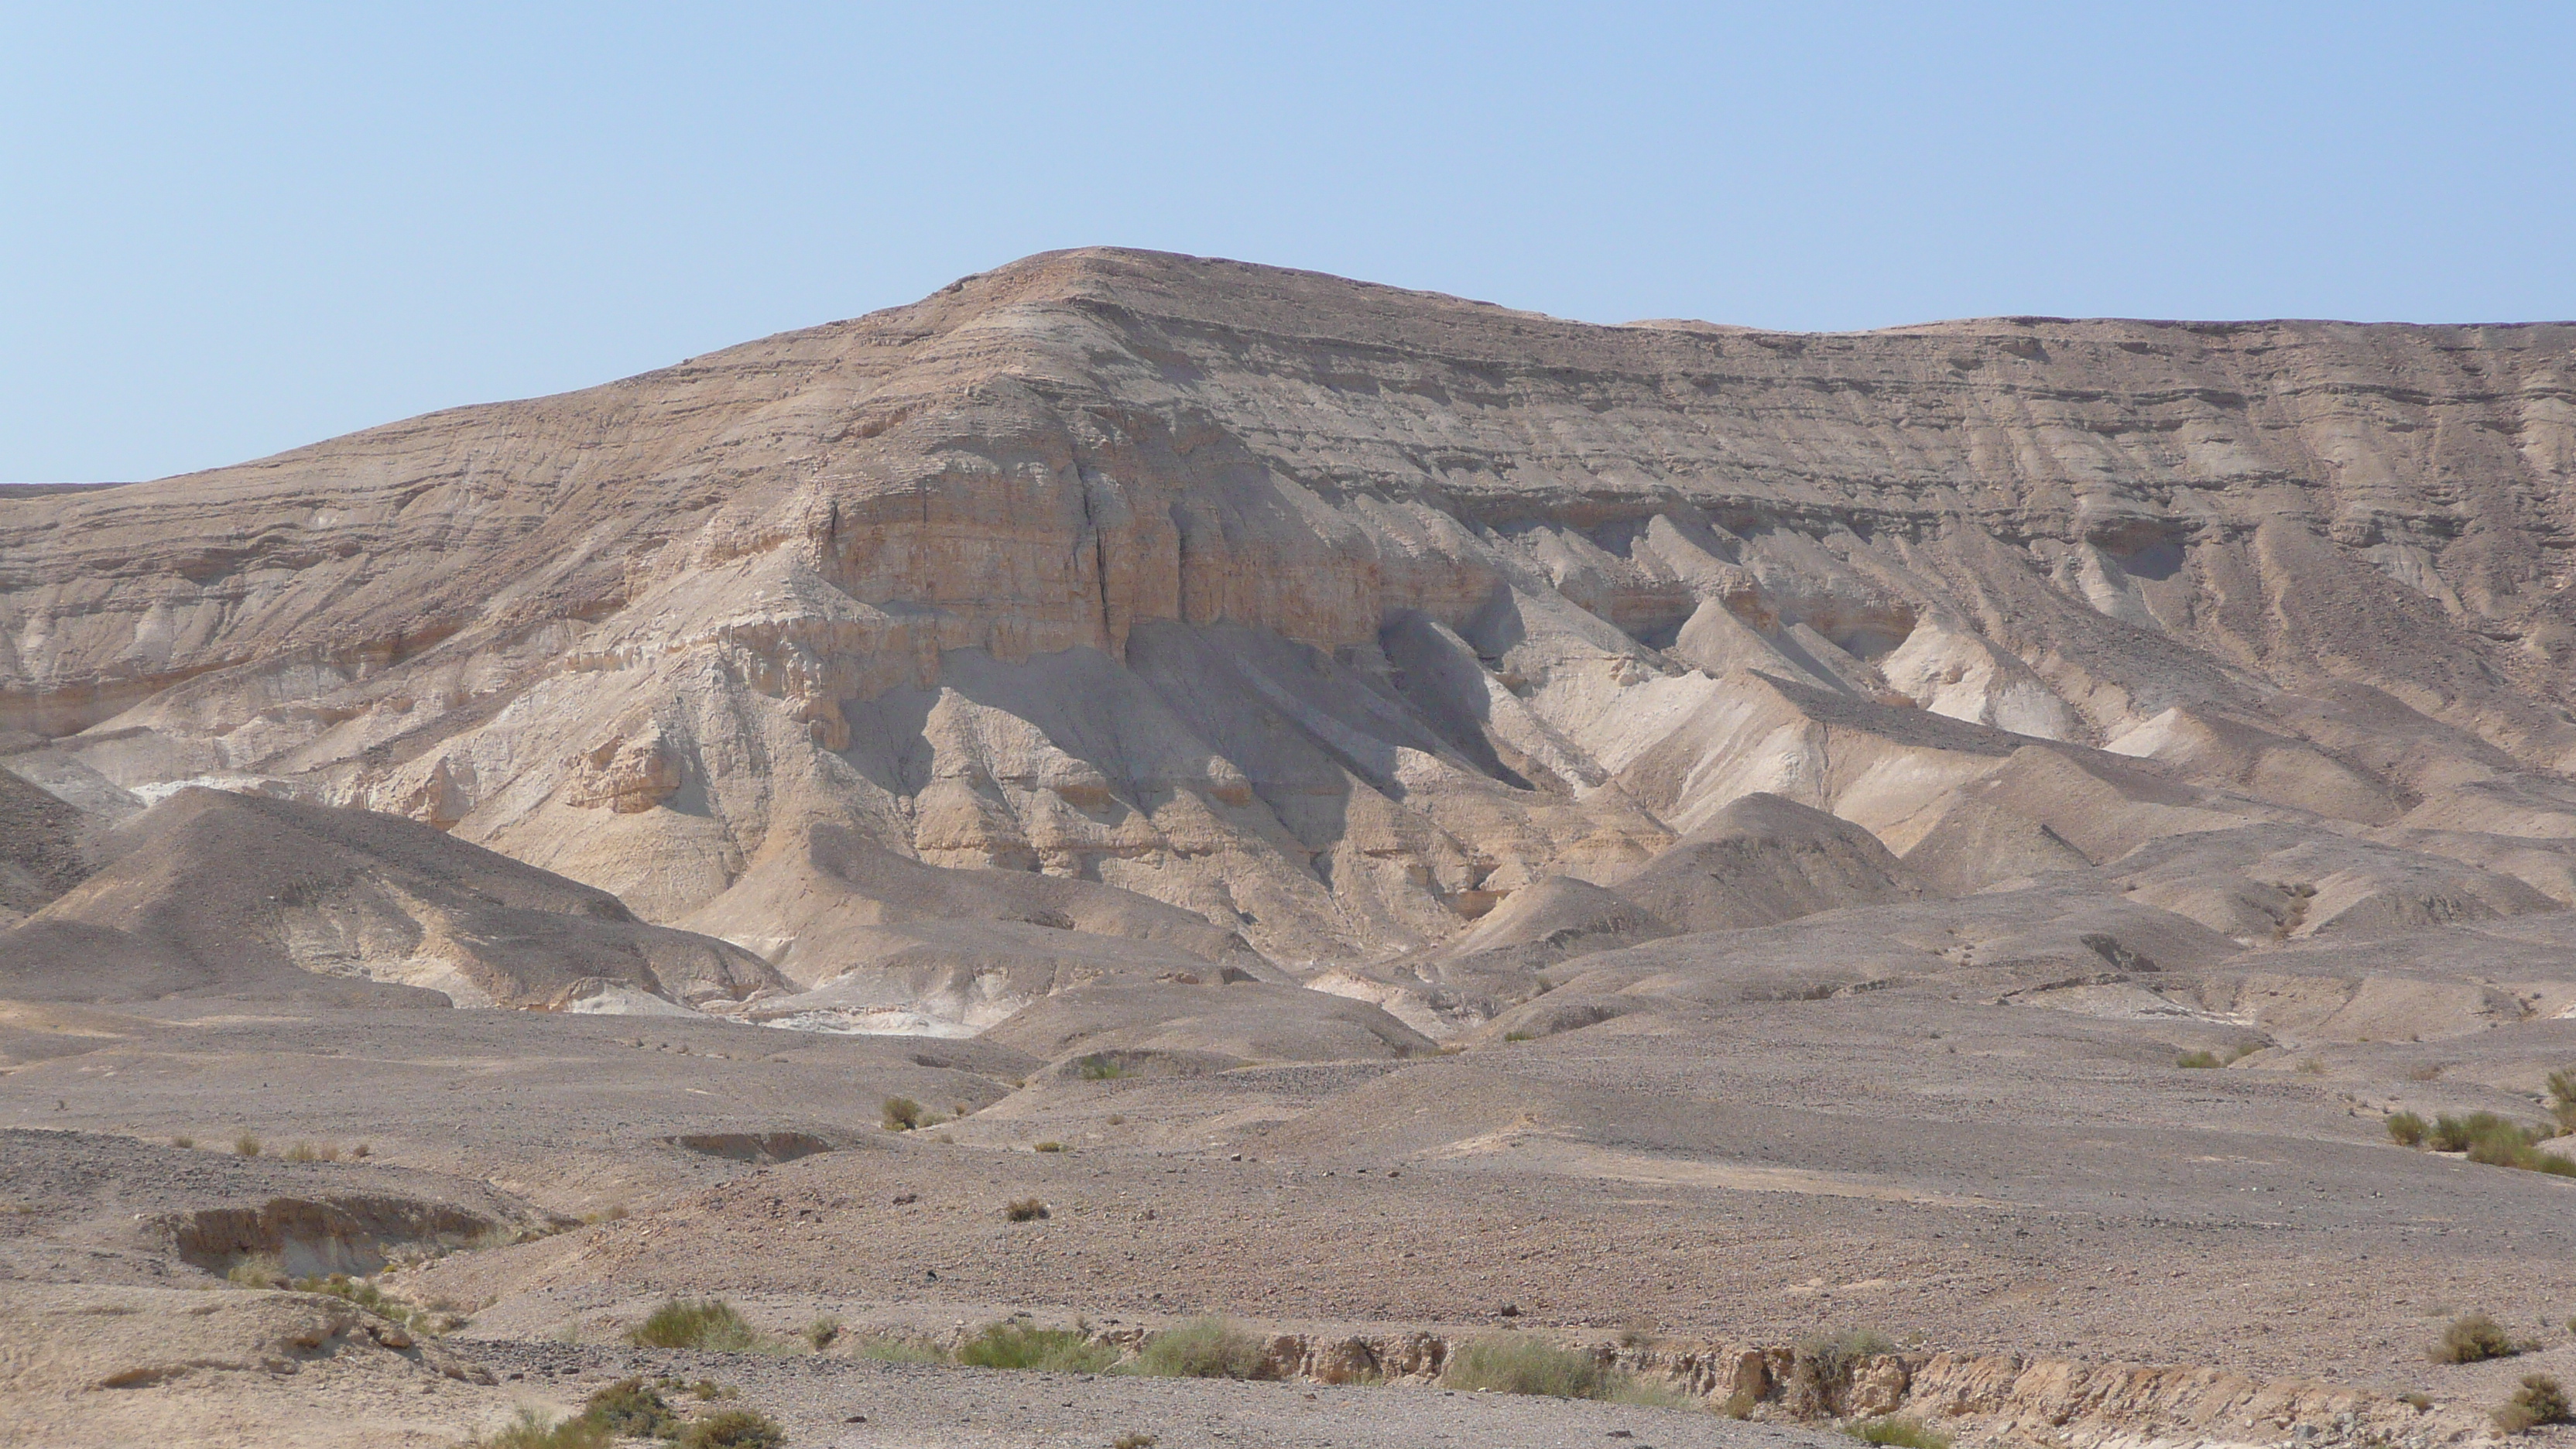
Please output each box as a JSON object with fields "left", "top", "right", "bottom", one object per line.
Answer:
{"left": 6, "top": 248, "right": 2575, "bottom": 995}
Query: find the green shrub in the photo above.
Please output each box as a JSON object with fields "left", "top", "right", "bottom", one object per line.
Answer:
{"left": 882, "top": 1096, "right": 924, "bottom": 1132}
{"left": 1845, "top": 1417, "right": 1953, "bottom": 1449}
{"left": 2496, "top": 1375, "right": 2571, "bottom": 1434}
{"left": 227, "top": 1253, "right": 286, "bottom": 1288}
{"left": 472, "top": 1409, "right": 609, "bottom": 1449}
{"left": 628, "top": 1298, "right": 758, "bottom": 1351}
{"left": 802, "top": 1316, "right": 841, "bottom": 1351}
{"left": 169, "top": 1135, "right": 194, "bottom": 1149}
{"left": 2175, "top": 1050, "right": 2222, "bottom": 1069}
{"left": 1441, "top": 1337, "right": 1611, "bottom": 1399}
{"left": 954, "top": 1321, "right": 1120, "bottom": 1372}
{"left": 677, "top": 1408, "right": 786, "bottom": 1448}
{"left": 1503, "top": 1031, "right": 1535, "bottom": 1043}
{"left": 581, "top": 1379, "right": 678, "bottom": 1439}
{"left": 233, "top": 1133, "right": 261, "bottom": 1157}
{"left": 1078, "top": 1053, "right": 1127, "bottom": 1080}
{"left": 2433, "top": 1313, "right": 2531, "bottom": 1364}
{"left": 2429, "top": 1112, "right": 2506, "bottom": 1153}
{"left": 1033, "top": 1141, "right": 1064, "bottom": 1153}
{"left": 1136, "top": 1318, "right": 1269, "bottom": 1379}
{"left": 1002, "top": 1197, "right": 1049, "bottom": 1222}
{"left": 2387, "top": 1112, "right": 2428, "bottom": 1147}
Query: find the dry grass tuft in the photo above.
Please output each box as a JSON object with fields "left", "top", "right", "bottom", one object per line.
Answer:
{"left": 627, "top": 1298, "right": 756, "bottom": 1351}
{"left": 1845, "top": 1418, "right": 1953, "bottom": 1449}
{"left": 1136, "top": 1318, "right": 1270, "bottom": 1379}
{"left": 955, "top": 1321, "right": 1120, "bottom": 1372}
{"left": 471, "top": 1409, "right": 608, "bottom": 1449}
{"left": 676, "top": 1407, "right": 786, "bottom": 1447}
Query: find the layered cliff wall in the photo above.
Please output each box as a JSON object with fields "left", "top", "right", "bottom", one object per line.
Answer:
{"left": 6, "top": 248, "right": 2575, "bottom": 971}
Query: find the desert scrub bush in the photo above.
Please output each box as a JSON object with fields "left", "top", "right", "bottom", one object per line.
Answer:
{"left": 852, "top": 1332, "right": 947, "bottom": 1364}
{"left": 471, "top": 1409, "right": 609, "bottom": 1449}
{"left": 2427, "top": 1112, "right": 2506, "bottom": 1153}
{"left": 226, "top": 1252, "right": 286, "bottom": 1288}
{"left": 2496, "top": 1375, "right": 2571, "bottom": 1434}
{"left": 1789, "top": 1329, "right": 1897, "bottom": 1413}
{"left": 281, "top": 1142, "right": 336, "bottom": 1163}
{"left": 2432, "top": 1312, "right": 2533, "bottom": 1364}
{"left": 954, "top": 1321, "right": 1120, "bottom": 1372}
{"left": 1002, "top": 1197, "right": 1050, "bottom": 1221}
{"left": 233, "top": 1133, "right": 260, "bottom": 1157}
{"left": 1113, "top": 1436, "right": 1158, "bottom": 1449}
{"left": 168, "top": 1135, "right": 193, "bottom": 1149}
{"left": 801, "top": 1315, "right": 841, "bottom": 1350}
{"left": 580, "top": 1378, "right": 678, "bottom": 1439}
{"left": 290, "top": 1273, "right": 444, "bottom": 1334}
{"left": 2387, "top": 1112, "right": 2428, "bottom": 1147}
{"left": 1845, "top": 1417, "right": 1952, "bottom": 1449}
{"left": 677, "top": 1408, "right": 786, "bottom": 1448}
{"left": 1033, "top": 1141, "right": 1065, "bottom": 1153}
{"left": 1503, "top": 1030, "right": 1535, "bottom": 1043}
{"left": 2548, "top": 1069, "right": 2576, "bottom": 1133}
{"left": 628, "top": 1298, "right": 758, "bottom": 1351}
{"left": 2418, "top": 1113, "right": 2576, "bottom": 1176}
{"left": 2177, "top": 1043, "right": 2263, "bottom": 1068}
{"left": 1135, "top": 1318, "right": 1269, "bottom": 1379}
{"left": 1440, "top": 1336, "right": 1612, "bottom": 1399}
{"left": 1077, "top": 1053, "right": 1127, "bottom": 1080}
{"left": 882, "top": 1096, "right": 924, "bottom": 1132}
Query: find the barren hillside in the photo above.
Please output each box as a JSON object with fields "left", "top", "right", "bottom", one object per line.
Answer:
{"left": 5, "top": 252, "right": 2576, "bottom": 1447}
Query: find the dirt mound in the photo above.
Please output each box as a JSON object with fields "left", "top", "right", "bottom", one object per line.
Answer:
{"left": 978, "top": 975, "right": 1440, "bottom": 1064}
{"left": 1610, "top": 792, "right": 1924, "bottom": 933}
{"left": 0, "top": 787, "right": 781, "bottom": 1008}
{"left": 0, "top": 767, "right": 88, "bottom": 921}
{"left": 0, "top": 1282, "right": 498, "bottom": 1448}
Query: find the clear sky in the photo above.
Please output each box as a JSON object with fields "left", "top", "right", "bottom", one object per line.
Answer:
{"left": 5, "top": 2, "right": 2572, "bottom": 485}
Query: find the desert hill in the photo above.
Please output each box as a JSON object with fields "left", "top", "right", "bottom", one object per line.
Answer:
{"left": 5, "top": 249, "right": 2575, "bottom": 1000}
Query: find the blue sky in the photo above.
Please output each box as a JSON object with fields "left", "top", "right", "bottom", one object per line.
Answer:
{"left": 5, "top": 2, "right": 2571, "bottom": 485}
